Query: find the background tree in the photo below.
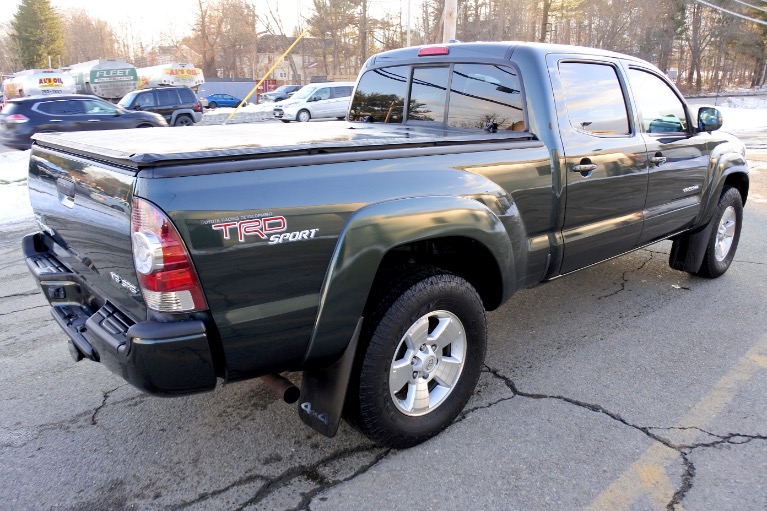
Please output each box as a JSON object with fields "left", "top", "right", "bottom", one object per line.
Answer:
{"left": 186, "top": 0, "right": 226, "bottom": 77}
{"left": 61, "top": 9, "right": 120, "bottom": 65}
{"left": 10, "top": 0, "right": 64, "bottom": 69}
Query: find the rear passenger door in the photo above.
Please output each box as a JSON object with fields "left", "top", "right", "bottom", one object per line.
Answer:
{"left": 155, "top": 88, "right": 180, "bottom": 121}
{"left": 34, "top": 99, "right": 88, "bottom": 133}
{"left": 626, "top": 67, "right": 710, "bottom": 244}
{"left": 548, "top": 57, "right": 649, "bottom": 274}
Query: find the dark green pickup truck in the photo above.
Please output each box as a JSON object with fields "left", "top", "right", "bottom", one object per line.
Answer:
{"left": 23, "top": 42, "right": 749, "bottom": 448}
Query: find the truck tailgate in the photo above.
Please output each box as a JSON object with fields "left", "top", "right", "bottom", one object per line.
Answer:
{"left": 27, "top": 145, "right": 146, "bottom": 321}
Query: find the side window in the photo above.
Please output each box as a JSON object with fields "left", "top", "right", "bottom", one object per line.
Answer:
{"left": 82, "top": 100, "right": 117, "bottom": 115}
{"left": 156, "top": 89, "right": 177, "bottom": 106}
{"left": 408, "top": 66, "right": 449, "bottom": 123}
{"left": 177, "top": 88, "right": 196, "bottom": 103}
{"left": 559, "top": 62, "right": 630, "bottom": 136}
{"left": 36, "top": 100, "right": 84, "bottom": 115}
{"left": 447, "top": 63, "right": 525, "bottom": 130}
{"left": 137, "top": 92, "right": 156, "bottom": 108}
{"left": 314, "top": 88, "right": 331, "bottom": 101}
{"left": 349, "top": 66, "right": 408, "bottom": 123}
{"left": 333, "top": 86, "right": 352, "bottom": 98}
{"left": 628, "top": 68, "right": 688, "bottom": 134}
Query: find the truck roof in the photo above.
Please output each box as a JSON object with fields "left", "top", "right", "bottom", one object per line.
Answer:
{"left": 369, "top": 40, "right": 648, "bottom": 67}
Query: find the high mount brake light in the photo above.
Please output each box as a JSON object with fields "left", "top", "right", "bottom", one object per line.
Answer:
{"left": 131, "top": 197, "right": 207, "bottom": 312}
{"left": 418, "top": 46, "right": 449, "bottom": 56}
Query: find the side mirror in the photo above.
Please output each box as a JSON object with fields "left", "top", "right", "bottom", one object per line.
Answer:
{"left": 133, "top": 104, "right": 142, "bottom": 111}
{"left": 697, "top": 106, "right": 722, "bottom": 133}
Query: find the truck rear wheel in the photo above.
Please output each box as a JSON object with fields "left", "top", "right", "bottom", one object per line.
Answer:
{"left": 345, "top": 269, "right": 487, "bottom": 448}
{"left": 174, "top": 115, "right": 193, "bottom": 126}
{"left": 696, "top": 186, "right": 743, "bottom": 278}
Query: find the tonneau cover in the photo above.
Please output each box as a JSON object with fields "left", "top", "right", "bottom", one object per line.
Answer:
{"left": 32, "top": 122, "right": 532, "bottom": 167}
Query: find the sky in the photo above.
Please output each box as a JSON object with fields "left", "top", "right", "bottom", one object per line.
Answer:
{"left": 1, "top": 100, "right": 766, "bottom": 228}
{"left": 3, "top": 0, "right": 308, "bottom": 45}
{"left": 3, "top": 0, "right": 415, "bottom": 44}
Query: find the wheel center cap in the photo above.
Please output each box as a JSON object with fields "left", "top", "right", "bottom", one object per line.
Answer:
{"left": 424, "top": 355, "right": 437, "bottom": 373}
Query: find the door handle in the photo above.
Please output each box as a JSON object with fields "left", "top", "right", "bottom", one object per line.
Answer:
{"left": 650, "top": 156, "right": 667, "bottom": 166}
{"left": 572, "top": 163, "right": 597, "bottom": 173}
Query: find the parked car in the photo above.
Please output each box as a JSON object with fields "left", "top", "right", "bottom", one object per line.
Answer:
{"left": 204, "top": 93, "right": 246, "bottom": 109}
{"left": 0, "top": 94, "right": 167, "bottom": 150}
{"left": 118, "top": 86, "right": 202, "bottom": 126}
{"left": 259, "top": 84, "right": 302, "bottom": 103}
{"left": 273, "top": 82, "right": 354, "bottom": 122}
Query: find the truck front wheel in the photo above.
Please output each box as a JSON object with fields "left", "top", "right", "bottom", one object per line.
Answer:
{"left": 345, "top": 270, "right": 487, "bottom": 448}
{"left": 696, "top": 186, "right": 743, "bottom": 278}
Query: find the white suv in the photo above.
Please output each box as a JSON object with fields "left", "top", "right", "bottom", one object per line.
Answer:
{"left": 273, "top": 82, "right": 354, "bottom": 122}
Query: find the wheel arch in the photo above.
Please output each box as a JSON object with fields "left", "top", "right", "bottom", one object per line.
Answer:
{"left": 302, "top": 195, "right": 516, "bottom": 367}
{"left": 170, "top": 109, "right": 196, "bottom": 126}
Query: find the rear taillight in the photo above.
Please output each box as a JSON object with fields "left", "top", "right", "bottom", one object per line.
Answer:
{"left": 194, "top": 102, "right": 202, "bottom": 113}
{"left": 5, "top": 114, "right": 29, "bottom": 123}
{"left": 131, "top": 197, "right": 207, "bottom": 312}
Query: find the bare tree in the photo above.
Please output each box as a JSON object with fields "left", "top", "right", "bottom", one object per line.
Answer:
{"left": 61, "top": 9, "right": 120, "bottom": 65}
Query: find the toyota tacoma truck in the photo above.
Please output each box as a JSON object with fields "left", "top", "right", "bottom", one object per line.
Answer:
{"left": 22, "top": 42, "right": 749, "bottom": 448}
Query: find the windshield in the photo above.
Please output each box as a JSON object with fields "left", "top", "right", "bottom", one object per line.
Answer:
{"left": 117, "top": 91, "right": 139, "bottom": 107}
{"left": 291, "top": 86, "right": 317, "bottom": 100}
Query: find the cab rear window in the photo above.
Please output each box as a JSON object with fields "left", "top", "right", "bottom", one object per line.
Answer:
{"left": 349, "top": 66, "right": 408, "bottom": 123}
{"left": 349, "top": 63, "right": 525, "bottom": 130}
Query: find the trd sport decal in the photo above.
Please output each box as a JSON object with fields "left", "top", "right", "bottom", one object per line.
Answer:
{"left": 211, "top": 216, "right": 319, "bottom": 245}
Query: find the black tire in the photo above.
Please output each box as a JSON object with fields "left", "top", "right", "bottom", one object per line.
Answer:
{"left": 297, "top": 109, "right": 311, "bottom": 122}
{"left": 280, "top": 120, "right": 290, "bottom": 123}
{"left": 173, "top": 115, "right": 193, "bottom": 127}
{"left": 344, "top": 268, "right": 487, "bottom": 448}
{"left": 208, "top": 101, "right": 218, "bottom": 109}
{"left": 696, "top": 186, "right": 743, "bottom": 278}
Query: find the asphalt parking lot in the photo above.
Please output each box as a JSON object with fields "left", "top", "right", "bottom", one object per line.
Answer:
{"left": 1, "top": 146, "right": 765, "bottom": 510}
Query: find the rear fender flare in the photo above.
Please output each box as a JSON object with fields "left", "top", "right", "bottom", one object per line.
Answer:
{"left": 302, "top": 195, "right": 516, "bottom": 366}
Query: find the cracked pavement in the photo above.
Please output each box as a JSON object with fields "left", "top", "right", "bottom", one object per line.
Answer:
{"left": 1, "top": 150, "right": 766, "bottom": 510}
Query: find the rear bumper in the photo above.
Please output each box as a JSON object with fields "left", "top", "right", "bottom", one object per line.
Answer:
{"left": 0, "top": 130, "right": 32, "bottom": 150}
{"left": 23, "top": 233, "right": 217, "bottom": 396}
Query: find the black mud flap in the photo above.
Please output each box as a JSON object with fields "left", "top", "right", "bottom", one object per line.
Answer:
{"left": 298, "top": 318, "right": 362, "bottom": 437}
{"left": 669, "top": 220, "right": 714, "bottom": 273}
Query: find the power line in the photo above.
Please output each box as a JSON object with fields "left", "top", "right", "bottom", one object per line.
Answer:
{"left": 726, "top": 0, "right": 767, "bottom": 14}
{"left": 693, "top": 0, "right": 767, "bottom": 24}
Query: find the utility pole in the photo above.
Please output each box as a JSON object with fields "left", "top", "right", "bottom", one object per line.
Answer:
{"left": 443, "top": 0, "right": 458, "bottom": 43}
{"left": 360, "top": 0, "right": 368, "bottom": 66}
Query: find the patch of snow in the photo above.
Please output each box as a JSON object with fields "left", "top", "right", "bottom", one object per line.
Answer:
{"left": 0, "top": 149, "right": 33, "bottom": 226}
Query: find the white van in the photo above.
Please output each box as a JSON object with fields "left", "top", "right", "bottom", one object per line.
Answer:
{"left": 273, "top": 81, "right": 354, "bottom": 122}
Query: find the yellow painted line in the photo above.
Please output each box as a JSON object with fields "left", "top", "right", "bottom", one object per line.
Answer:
{"left": 587, "top": 334, "right": 767, "bottom": 511}
{"left": 639, "top": 465, "right": 680, "bottom": 511}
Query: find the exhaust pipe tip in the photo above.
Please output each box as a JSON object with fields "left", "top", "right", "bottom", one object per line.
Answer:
{"left": 260, "top": 373, "right": 300, "bottom": 404}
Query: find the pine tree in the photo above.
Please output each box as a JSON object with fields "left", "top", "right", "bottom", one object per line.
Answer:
{"left": 10, "top": 0, "right": 64, "bottom": 69}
